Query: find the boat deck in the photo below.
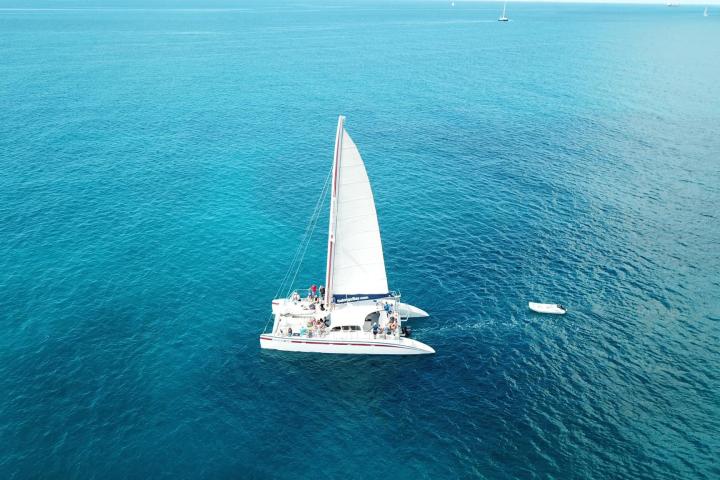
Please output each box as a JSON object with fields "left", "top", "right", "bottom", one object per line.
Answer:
{"left": 264, "top": 294, "right": 433, "bottom": 354}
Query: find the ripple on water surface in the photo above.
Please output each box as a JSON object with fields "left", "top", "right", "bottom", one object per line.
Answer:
{"left": 1, "top": 2, "right": 719, "bottom": 479}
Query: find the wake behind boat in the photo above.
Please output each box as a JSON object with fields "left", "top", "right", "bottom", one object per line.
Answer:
{"left": 260, "top": 116, "right": 434, "bottom": 355}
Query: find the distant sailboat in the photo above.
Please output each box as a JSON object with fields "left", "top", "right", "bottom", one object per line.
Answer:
{"left": 704, "top": 7, "right": 709, "bottom": 16}
{"left": 498, "top": 2, "right": 509, "bottom": 21}
{"left": 451, "top": 1, "right": 455, "bottom": 7}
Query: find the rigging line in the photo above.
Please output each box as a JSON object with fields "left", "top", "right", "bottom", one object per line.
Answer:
{"left": 283, "top": 166, "right": 331, "bottom": 279}
{"left": 275, "top": 204, "right": 317, "bottom": 294}
{"left": 263, "top": 167, "right": 332, "bottom": 333}
{"left": 282, "top": 166, "right": 332, "bottom": 297}
{"left": 285, "top": 207, "right": 325, "bottom": 296}
{"left": 272, "top": 167, "right": 332, "bottom": 301}
{"left": 284, "top": 170, "right": 331, "bottom": 297}
{"left": 280, "top": 168, "right": 331, "bottom": 295}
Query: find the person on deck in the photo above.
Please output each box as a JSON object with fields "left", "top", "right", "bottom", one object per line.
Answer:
{"left": 389, "top": 317, "right": 398, "bottom": 336}
{"left": 311, "top": 284, "right": 317, "bottom": 299}
{"left": 319, "top": 285, "right": 325, "bottom": 299}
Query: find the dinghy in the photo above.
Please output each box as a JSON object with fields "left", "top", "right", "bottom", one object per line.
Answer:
{"left": 259, "top": 116, "right": 434, "bottom": 355}
{"left": 528, "top": 302, "right": 567, "bottom": 315}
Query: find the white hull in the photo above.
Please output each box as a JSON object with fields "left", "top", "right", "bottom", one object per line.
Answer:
{"left": 260, "top": 333, "right": 434, "bottom": 355}
{"left": 396, "top": 302, "right": 429, "bottom": 318}
{"left": 528, "top": 302, "right": 567, "bottom": 315}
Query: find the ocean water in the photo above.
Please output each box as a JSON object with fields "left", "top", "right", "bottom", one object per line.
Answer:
{"left": 1, "top": 1, "right": 719, "bottom": 478}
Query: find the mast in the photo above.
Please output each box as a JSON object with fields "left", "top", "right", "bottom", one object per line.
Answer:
{"left": 503, "top": 3, "right": 506, "bottom": 18}
{"left": 324, "top": 115, "right": 345, "bottom": 306}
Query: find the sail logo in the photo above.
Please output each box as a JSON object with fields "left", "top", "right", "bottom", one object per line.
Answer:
{"left": 336, "top": 295, "right": 369, "bottom": 303}
{"left": 334, "top": 293, "right": 389, "bottom": 304}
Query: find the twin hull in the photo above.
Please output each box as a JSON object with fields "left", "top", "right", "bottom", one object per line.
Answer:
{"left": 259, "top": 334, "right": 435, "bottom": 355}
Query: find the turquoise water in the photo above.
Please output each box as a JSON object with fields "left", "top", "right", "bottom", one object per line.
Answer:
{"left": 2, "top": 1, "right": 719, "bottom": 478}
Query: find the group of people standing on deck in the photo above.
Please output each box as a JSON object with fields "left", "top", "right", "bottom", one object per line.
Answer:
{"left": 290, "top": 284, "right": 326, "bottom": 310}
{"left": 306, "top": 284, "right": 326, "bottom": 311}
{"left": 308, "top": 284, "right": 325, "bottom": 301}
{"left": 372, "top": 300, "right": 400, "bottom": 339}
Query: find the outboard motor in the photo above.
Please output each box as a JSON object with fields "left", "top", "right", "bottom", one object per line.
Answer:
{"left": 401, "top": 325, "right": 412, "bottom": 337}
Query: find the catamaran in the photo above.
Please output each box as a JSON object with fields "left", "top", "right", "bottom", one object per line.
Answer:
{"left": 259, "top": 116, "right": 435, "bottom": 355}
{"left": 498, "top": 3, "right": 509, "bottom": 22}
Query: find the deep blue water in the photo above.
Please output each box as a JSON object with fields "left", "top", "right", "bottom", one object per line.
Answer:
{"left": 1, "top": 1, "right": 719, "bottom": 478}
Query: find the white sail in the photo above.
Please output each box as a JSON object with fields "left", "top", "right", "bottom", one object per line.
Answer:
{"left": 326, "top": 118, "right": 389, "bottom": 303}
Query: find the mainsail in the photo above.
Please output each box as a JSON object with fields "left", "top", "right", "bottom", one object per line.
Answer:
{"left": 325, "top": 116, "right": 389, "bottom": 304}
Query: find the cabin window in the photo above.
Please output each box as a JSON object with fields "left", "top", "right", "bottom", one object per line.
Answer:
{"left": 364, "top": 312, "right": 380, "bottom": 323}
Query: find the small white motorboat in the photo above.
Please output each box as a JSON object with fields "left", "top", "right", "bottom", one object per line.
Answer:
{"left": 528, "top": 302, "right": 567, "bottom": 315}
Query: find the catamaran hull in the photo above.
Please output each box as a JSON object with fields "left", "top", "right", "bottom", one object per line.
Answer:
{"left": 259, "top": 335, "right": 435, "bottom": 355}
{"left": 396, "top": 302, "right": 429, "bottom": 318}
